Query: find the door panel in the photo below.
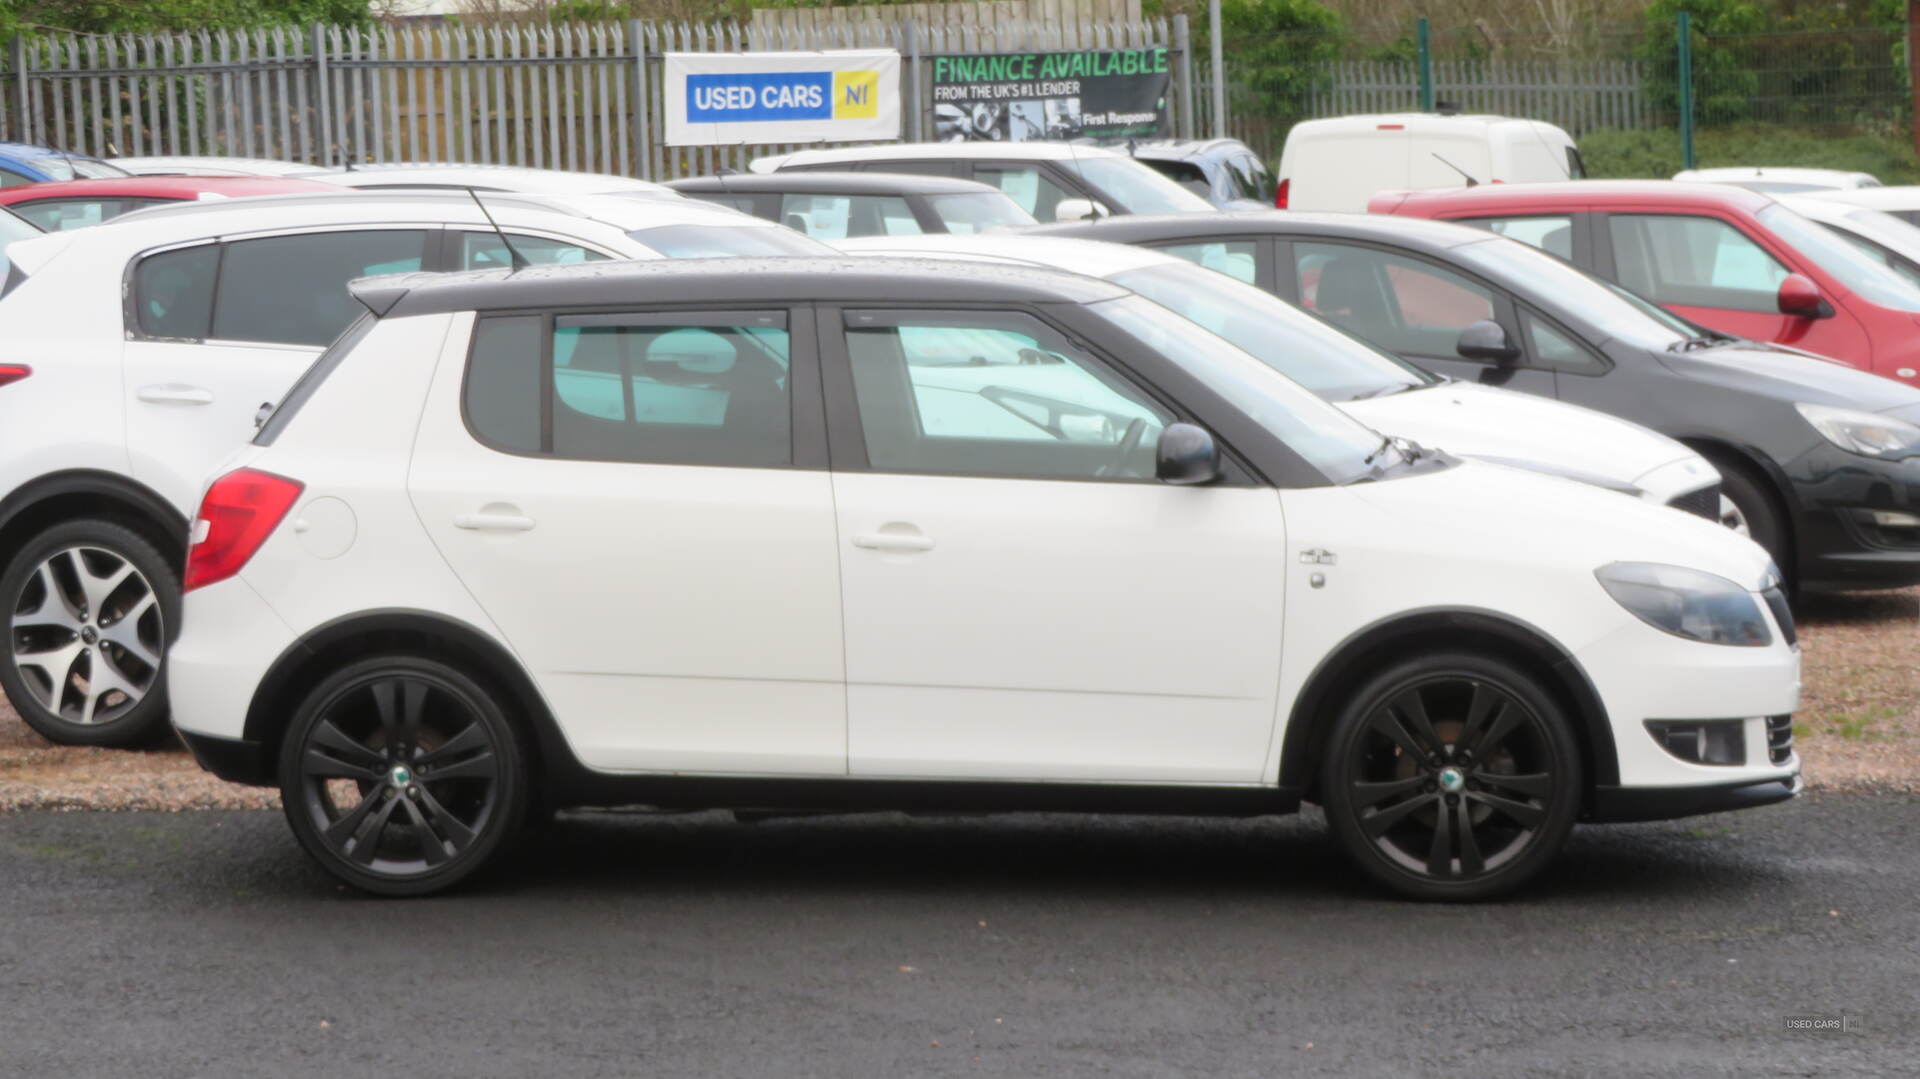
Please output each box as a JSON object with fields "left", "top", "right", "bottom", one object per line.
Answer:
{"left": 407, "top": 310, "right": 847, "bottom": 776}
{"left": 828, "top": 308, "right": 1288, "bottom": 783}
{"left": 834, "top": 473, "right": 1288, "bottom": 782}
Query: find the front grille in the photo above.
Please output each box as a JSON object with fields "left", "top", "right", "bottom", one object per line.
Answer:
{"left": 1762, "top": 586, "right": 1797, "bottom": 647}
{"left": 1767, "top": 714, "right": 1794, "bottom": 765}
{"left": 1668, "top": 483, "right": 1721, "bottom": 522}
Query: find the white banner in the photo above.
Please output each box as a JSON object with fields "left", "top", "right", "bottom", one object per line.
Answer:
{"left": 664, "top": 50, "right": 901, "bottom": 147}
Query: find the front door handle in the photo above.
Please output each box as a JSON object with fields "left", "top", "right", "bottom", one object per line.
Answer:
{"left": 453, "top": 512, "right": 536, "bottom": 532}
{"left": 137, "top": 383, "right": 215, "bottom": 405}
{"left": 851, "top": 526, "right": 935, "bottom": 553}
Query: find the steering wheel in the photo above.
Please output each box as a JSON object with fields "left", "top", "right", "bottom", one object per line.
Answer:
{"left": 1096, "top": 418, "right": 1150, "bottom": 478}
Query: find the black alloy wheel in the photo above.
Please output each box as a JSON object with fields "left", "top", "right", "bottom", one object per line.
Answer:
{"left": 279, "top": 655, "right": 527, "bottom": 896}
{"left": 1322, "top": 652, "right": 1580, "bottom": 901}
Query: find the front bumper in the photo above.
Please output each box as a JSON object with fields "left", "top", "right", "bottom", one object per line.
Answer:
{"left": 1789, "top": 446, "right": 1920, "bottom": 591}
{"left": 1589, "top": 772, "right": 1803, "bottom": 822}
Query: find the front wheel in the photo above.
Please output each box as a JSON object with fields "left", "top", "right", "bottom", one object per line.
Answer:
{"left": 278, "top": 656, "right": 528, "bottom": 896}
{"left": 1321, "top": 652, "right": 1581, "bottom": 901}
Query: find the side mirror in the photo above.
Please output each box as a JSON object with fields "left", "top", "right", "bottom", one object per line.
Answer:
{"left": 1778, "top": 273, "right": 1834, "bottom": 319}
{"left": 1155, "top": 423, "right": 1220, "bottom": 485}
{"left": 1052, "top": 197, "right": 1107, "bottom": 222}
{"left": 1456, "top": 319, "right": 1521, "bottom": 364}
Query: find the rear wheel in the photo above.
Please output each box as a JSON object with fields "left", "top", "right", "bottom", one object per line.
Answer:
{"left": 278, "top": 655, "right": 528, "bottom": 896}
{"left": 1321, "top": 652, "right": 1581, "bottom": 901}
{"left": 0, "top": 519, "right": 177, "bottom": 747}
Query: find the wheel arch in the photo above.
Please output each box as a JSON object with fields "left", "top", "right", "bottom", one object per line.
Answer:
{"left": 0, "top": 469, "right": 190, "bottom": 571}
{"left": 1676, "top": 437, "right": 1797, "bottom": 534}
{"left": 1277, "top": 608, "right": 1618, "bottom": 811}
{"left": 243, "top": 609, "right": 597, "bottom": 796}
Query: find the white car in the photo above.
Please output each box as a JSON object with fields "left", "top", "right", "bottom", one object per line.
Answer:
{"left": 291, "top": 162, "right": 681, "bottom": 198}
{"left": 1276, "top": 113, "right": 1582, "bottom": 213}
{"left": 0, "top": 191, "right": 830, "bottom": 747}
{"left": 834, "top": 233, "right": 1723, "bottom": 515}
{"left": 1786, "top": 190, "right": 1920, "bottom": 288}
{"left": 169, "top": 256, "right": 1800, "bottom": 900}
{"left": 112, "top": 155, "right": 316, "bottom": 178}
{"left": 750, "top": 141, "right": 1216, "bottom": 222}
{"left": 1674, "top": 167, "right": 1881, "bottom": 194}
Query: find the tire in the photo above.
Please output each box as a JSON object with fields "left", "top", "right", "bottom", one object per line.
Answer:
{"left": 1707, "top": 454, "right": 1788, "bottom": 581}
{"left": 0, "top": 518, "right": 179, "bottom": 747}
{"left": 278, "top": 655, "right": 528, "bottom": 897}
{"left": 1320, "top": 651, "right": 1581, "bottom": 901}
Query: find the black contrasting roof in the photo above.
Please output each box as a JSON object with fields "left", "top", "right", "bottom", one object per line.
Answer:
{"left": 352, "top": 256, "right": 1129, "bottom": 318}
{"left": 666, "top": 171, "right": 1000, "bottom": 197}
{"left": 1028, "top": 210, "right": 1492, "bottom": 253}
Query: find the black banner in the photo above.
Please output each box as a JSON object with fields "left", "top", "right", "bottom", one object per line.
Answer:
{"left": 929, "top": 48, "right": 1169, "bottom": 143}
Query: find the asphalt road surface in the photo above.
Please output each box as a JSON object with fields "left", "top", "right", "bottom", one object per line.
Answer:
{"left": 1, "top": 794, "right": 1914, "bottom": 1078}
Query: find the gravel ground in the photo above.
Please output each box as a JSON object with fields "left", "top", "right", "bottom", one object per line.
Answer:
{"left": 0, "top": 586, "right": 1913, "bottom": 810}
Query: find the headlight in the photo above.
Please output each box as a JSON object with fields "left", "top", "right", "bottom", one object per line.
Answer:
{"left": 1594, "top": 562, "right": 1772, "bottom": 647}
{"left": 1795, "top": 401, "right": 1920, "bottom": 459}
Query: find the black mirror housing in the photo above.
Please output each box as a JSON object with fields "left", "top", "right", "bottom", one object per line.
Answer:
{"left": 1156, "top": 423, "right": 1220, "bottom": 485}
{"left": 1456, "top": 319, "right": 1521, "bottom": 364}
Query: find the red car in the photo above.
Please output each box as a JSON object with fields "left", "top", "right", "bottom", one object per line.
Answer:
{"left": 0, "top": 175, "right": 336, "bottom": 231}
{"left": 1370, "top": 180, "right": 1920, "bottom": 388}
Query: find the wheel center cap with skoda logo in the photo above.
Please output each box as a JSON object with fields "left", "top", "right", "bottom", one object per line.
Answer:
{"left": 1437, "top": 767, "right": 1466, "bottom": 793}
{"left": 389, "top": 765, "right": 412, "bottom": 789}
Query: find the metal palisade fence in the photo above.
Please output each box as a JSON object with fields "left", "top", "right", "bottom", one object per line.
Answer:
{"left": 0, "top": 17, "right": 1194, "bottom": 181}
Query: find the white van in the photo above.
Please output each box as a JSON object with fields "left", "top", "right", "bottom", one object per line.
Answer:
{"left": 1278, "top": 113, "right": 1583, "bottom": 213}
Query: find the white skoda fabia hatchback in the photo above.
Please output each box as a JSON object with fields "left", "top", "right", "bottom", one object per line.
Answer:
{"left": 169, "top": 258, "right": 1802, "bottom": 900}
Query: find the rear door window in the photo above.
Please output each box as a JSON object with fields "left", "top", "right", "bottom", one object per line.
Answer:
{"left": 972, "top": 165, "right": 1076, "bottom": 221}
{"left": 1154, "top": 240, "right": 1260, "bottom": 285}
{"left": 1460, "top": 215, "right": 1575, "bottom": 261}
{"left": 1294, "top": 240, "right": 1498, "bottom": 360}
{"left": 777, "top": 193, "right": 923, "bottom": 239}
{"left": 212, "top": 230, "right": 430, "bottom": 346}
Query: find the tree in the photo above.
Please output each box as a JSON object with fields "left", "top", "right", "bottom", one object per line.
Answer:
{"left": 0, "top": 0, "right": 369, "bottom": 38}
{"left": 1203, "top": 0, "right": 1346, "bottom": 124}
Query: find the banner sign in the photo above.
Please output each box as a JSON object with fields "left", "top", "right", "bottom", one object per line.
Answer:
{"left": 664, "top": 50, "right": 901, "bottom": 146}
{"left": 930, "top": 48, "right": 1169, "bottom": 142}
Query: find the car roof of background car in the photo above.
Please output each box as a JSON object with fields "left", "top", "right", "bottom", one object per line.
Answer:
{"left": 1288, "top": 113, "right": 1561, "bottom": 135}
{"left": 1674, "top": 166, "right": 1879, "bottom": 189}
{"left": 834, "top": 232, "right": 1178, "bottom": 277}
{"left": 1372, "top": 179, "right": 1779, "bottom": 215}
{"left": 355, "top": 255, "right": 1129, "bottom": 318}
{"left": 666, "top": 171, "right": 1004, "bottom": 196}
{"left": 0, "top": 175, "right": 338, "bottom": 204}
{"left": 1026, "top": 209, "right": 1496, "bottom": 253}
{"left": 753, "top": 141, "right": 1128, "bottom": 172}
{"left": 1795, "top": 185, "right": 1920, "bottom": 212}
{"left": 289, "top": 162, "right": 673, "bottom": 196}
{"left": 111, "top": 155, "right": 315, "bottom": 177}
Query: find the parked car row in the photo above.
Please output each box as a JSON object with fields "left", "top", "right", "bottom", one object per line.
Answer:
{"left": 10, "top": 133, "right": 1901, "bottom": 904}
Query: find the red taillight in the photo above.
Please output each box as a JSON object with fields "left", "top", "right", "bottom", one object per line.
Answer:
{"left": 1376, "top": 123, "right": 1405, "bottom": 130}
{"left": 184, "top": 468, "right": 304, "bottom": 593}
{"left": 1275, "top": 178, "right": 1290, "bottom": 209}
{"left": 0, "top": 364, "right": 30, "bottom": 388}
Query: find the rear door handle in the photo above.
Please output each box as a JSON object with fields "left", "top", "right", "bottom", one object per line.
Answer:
{"left": 851, "top": 530, "right": 935, "bottom": 553}
{"left": 453, "top": 512, "right": 536, "bottom": 532}
{"left": 137, "top": 384, "right": 215, "bottom": 406}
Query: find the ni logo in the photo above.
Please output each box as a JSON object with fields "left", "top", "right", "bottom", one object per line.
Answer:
{"left": 833, "top": 71, "right": 879, "bottom": 119}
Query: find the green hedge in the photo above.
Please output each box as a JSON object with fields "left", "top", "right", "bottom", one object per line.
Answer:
{"left": 1579, "top": 126, "right": 1920, "bottom": 183}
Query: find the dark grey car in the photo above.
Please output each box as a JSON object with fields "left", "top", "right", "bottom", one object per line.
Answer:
{"left": 1034, "top": 211, "right": 1920, "bottom": 592}
{"left": 1124, "top": 138, "right": 1275, "bottom": 210}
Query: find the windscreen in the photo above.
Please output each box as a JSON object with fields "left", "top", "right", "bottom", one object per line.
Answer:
{"left": 1091, "top": 294, "right": 1387, "bottom": 484}
{"left": 1107, "top": 261, "right": 1436, "bottom": 400}
{"left": 1061, "top": 156, "right": 1215, "bottom": 214}
{"left": 1758, "top": 202, "right": 1920, "bottom": 312}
